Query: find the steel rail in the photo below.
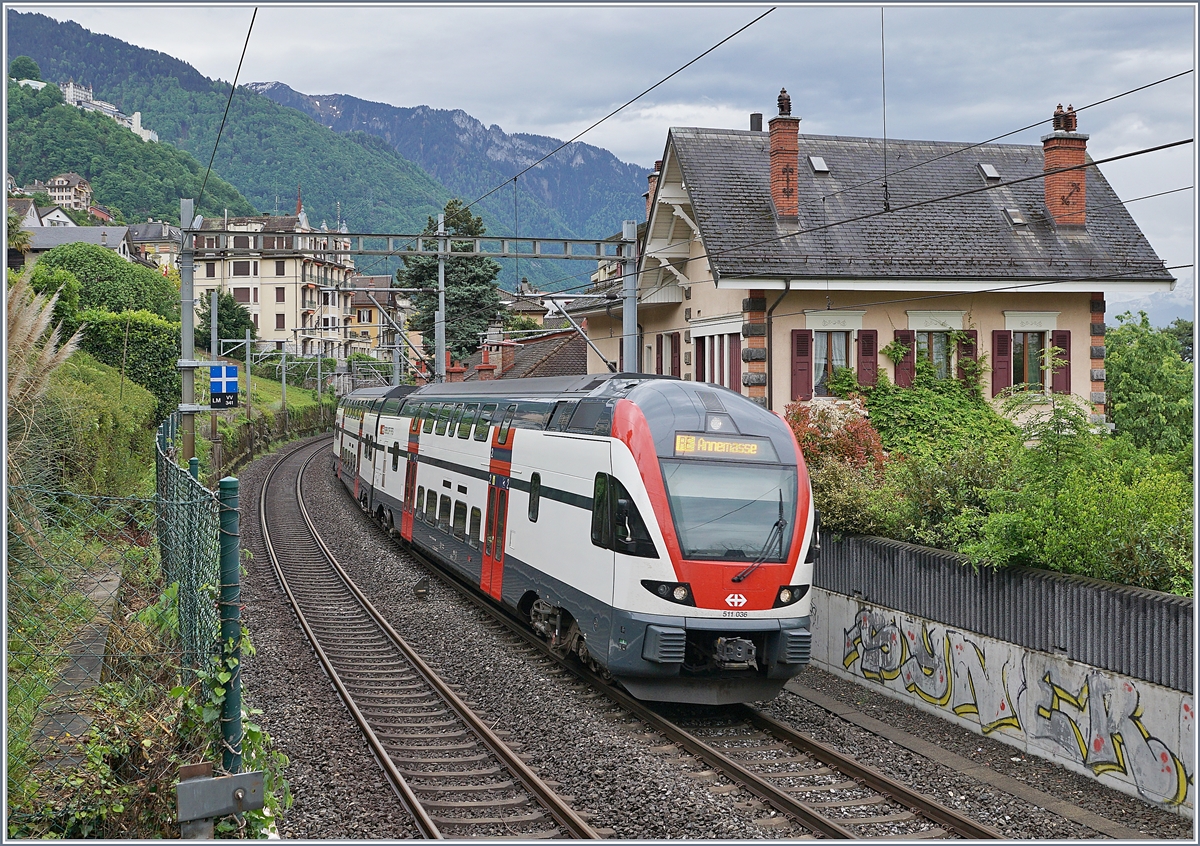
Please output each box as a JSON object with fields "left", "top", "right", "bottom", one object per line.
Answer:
{"left": 260, "top": 438, "right": 442, "bottom": 838}
{"left": 270, "top": 437, "right": 599, "bottom": 839}
{"left": 389, "top": 521, "right": 1002, "bottom": 839}
{"left": 740, "top": 705, "right": 1004, "bottom": 839}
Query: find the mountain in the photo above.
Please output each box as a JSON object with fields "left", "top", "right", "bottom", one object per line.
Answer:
{"left": 245, "top": 82, "right": 649, "bottom": 239}
{"left": 7, "top": 10, "right": 650, "bottom": 290}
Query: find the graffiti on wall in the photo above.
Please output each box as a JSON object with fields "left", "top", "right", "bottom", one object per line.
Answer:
{"left": 841, "top": 606, "right": 1193, "bottom": 807}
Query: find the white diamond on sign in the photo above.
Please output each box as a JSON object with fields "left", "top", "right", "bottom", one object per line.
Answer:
{"left": 209, "top": 365, "right": 239, "bottom": 408}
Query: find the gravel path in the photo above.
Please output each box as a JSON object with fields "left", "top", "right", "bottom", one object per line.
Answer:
{"left": 237, "top": 436, "right": 1194, "bottom": 839}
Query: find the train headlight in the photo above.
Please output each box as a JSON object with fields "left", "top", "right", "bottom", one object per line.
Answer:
{"left": 773, "top": 584, "right": 810, "bottom": 609}
{"left": 641, "top": 580, "right": 696, "bottom": 606}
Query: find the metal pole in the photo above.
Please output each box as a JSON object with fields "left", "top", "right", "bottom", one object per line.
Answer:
{"left": 317, "top": 353, "right": 323, "bottom": 427}
{"left": 621, "top": 219, "right": 638, "bottom": 373}
{"left": 435, "top": 213, "right": 446, "bottom": 381}
{"left": 210, "top": 290, "right": 221, "bottom": 476}
{"left": 245, "top": 329, "right": 253, "bottom": 461}
{"left": 217, "top": 477, "right": 242, "bottom": 774}
{"left": 281, "top": 349, "right": 286, "bottom": 413}
{"left": 188, "top": 456, "right": 199, "bottom": 481}
{"left": 180, "top": 199, "right": 196, "bottom": 460}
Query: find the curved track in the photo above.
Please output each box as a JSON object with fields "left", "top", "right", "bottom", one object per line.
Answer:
{"left": 337, "top": 448, "right": 1003, "bottom": 839}
{"left": 259, "top": 437, "right": 598, "bottom": 840}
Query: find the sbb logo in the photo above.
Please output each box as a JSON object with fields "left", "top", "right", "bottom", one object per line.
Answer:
{"left": 725, "top": 593, "right": 747, "bottom": 607}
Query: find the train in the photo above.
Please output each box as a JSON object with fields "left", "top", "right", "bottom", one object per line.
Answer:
{"left": 333, "top": 373, "right": 819, "bottom": 705}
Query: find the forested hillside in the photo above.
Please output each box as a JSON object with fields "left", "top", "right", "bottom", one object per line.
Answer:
{"left": 7, "top": 10, "right": 643, "bottom": 290}
{"left": 6, "top": 80, "right": 255, "bottom": 222}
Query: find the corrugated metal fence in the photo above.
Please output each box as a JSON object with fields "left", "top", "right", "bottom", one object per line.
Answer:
{"left": 815, "top": 534, "right": 1193, "bottom": 694}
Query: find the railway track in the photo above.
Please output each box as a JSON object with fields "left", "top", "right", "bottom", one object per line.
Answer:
{"left": 259, "top": 437, "right": 598, "bottom": 840}
{"left": 320, "top": 449, "right": 1004, "bottom": 840}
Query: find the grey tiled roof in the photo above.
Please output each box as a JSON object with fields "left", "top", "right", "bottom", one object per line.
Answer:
{"left": 28, "top": 226, "right": 130, "bottom": 251}
{"left": 128, "top": 222, "right": 181, "bottom": 242}
{"left": 668, "top": 128, "right": 1172, "bottom": 283}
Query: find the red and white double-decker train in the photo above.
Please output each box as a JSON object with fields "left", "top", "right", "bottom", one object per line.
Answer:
{"left": 335, "top": 373, "right": 818, "bottom": 704}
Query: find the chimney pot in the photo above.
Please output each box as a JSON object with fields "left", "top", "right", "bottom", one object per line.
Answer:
{"left": 777, "top": 88, "right": 791, "bottom": 116}
{"left": 1042, "top": 103, "right": 1088, "bottom": 227}
{"left": 750, "top": 112, "right": 763, "bottom": 132}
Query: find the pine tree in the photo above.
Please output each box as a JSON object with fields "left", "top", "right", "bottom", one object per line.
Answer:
{"left": 194, "top": 290, "right": 257, "bottom": 353}
{"left": 398, "top": 199, "right": 502, "bottom": 363}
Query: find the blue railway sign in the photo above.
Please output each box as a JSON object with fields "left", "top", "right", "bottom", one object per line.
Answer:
{"left": 210, "top": 365, "right": 239, "bottom": 409}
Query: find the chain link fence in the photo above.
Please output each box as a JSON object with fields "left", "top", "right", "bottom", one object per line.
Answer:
{"left": 5, "top": 414, "right": 224, "bottom": 837}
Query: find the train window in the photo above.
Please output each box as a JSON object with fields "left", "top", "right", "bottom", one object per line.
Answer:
{"left": 549, "top": 401, "right": 577, "bottom": 431}
{"left": 591, "top": 474, "right": 613, "bottom": 549}
{"left": 513, "top": 401, "right": 553, "bottom": 429}
{"left": 452, "top": 501, "right": 468, "bottom": 540}
{"left": 382, "top": 398, "right": 401, "bottom": 415}
{"left": 468, "top": 507, "right": 482, "bottom": 549}
{"left": 568, "top": 400, "right": 609, "bottom": 434}
{"left": 475, "top": 403, "right": 498, "bottom": 440}
{"left": 425, "top": 490, "right": 438, "bottom": 524}
{"left": 497, "top": 405, "right": 517, "bottom": 445}
{"left": 447, "top": 403, "right": 466, "bottom": 436}
{"left": 416, "top": 486, "right": 425, "bottom": 514}
{"left": 435, "top": 404, "right": 453, "bottom": 436}
{"left": 391, "top": 442, "right": 401, "bottom": 472}
{"left": 458, "top": 403, "right": 479, "bottom": 438}
{"left": 528, "top": 473, "right": 541, "bottom": 522}
{"left": 423, "top": 402, "right": 439, "bottom": 434}
{"left": 438, "top": 495, "right": 452, "bottom": 532}
{"left": 592, "top": 473, "right": 657, "bottom": 558}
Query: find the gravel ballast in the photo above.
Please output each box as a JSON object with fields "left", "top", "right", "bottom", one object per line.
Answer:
{"left": 237, "top": 436, "right": 1194, "bottom": 840}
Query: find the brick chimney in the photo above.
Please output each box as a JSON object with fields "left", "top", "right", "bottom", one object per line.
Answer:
{"left": 501, "top": 342, "right": 517, "bottom": 375}
{"left": 475, "top": 347, "right": 497, "bottom": 381}
{"left": 446, "top": 361, "right": 467, "bottom": 382}
{"left": 1042, "top": 104, "right": 1089, "bottom": 227}
{"left": 768, "top": 88, "right": 801, "bottom": 219}
{"left": 644, "top": 160, "right": 662, "bottom": 222}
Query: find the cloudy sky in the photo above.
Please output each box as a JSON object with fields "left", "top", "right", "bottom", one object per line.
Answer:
{"left": 14, "top": 2, "right": 1198, "bottom": 323}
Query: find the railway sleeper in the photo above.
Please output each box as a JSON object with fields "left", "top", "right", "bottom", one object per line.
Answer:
{"left": 429, "top": 811, "right": 549, "bottom": 826}
{"left": 780, "top": 779, "right": 859, "bottom": 793}
{"left": 420, "top": 795, "right": 535, "bottom": 809}
{"left": 811, "top": 794, "right": 887, "bottom": 809}
{"left": 841, "top": 810, "right": 918, "bottom": 825}
{"left": 387, "top": 753, "right": 492, "bottom": 765}
{"left": 761, "top": 765, "right": 831, "bottom": 778}
{"left": 398, "top": 765, "right": 503, "bottom": 778}
{"left": 374, "top": 730, "right": 471, "bottom": 741}
{"left": 411, "top": 781, "right": 517, "bottom": 794}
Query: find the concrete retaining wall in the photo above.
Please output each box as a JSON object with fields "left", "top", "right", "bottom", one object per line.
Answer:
{"left": 809, "top": 587, "right": 1195, "bottom": 817}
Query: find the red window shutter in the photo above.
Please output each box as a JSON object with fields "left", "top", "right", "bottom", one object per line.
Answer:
{"left": 992, "top": 330, "right": 1013, "bottom": 397}
{"left": 956, "top": 329, "right": 979, "bottom": 382}
{"left": 893, "top": 329, "right": 916, "bottom": 388}
{"left": 670, "top": 332, "right": 681, "bottom": 377}
{"left": 856, "top": 329, "right": 878, "bottom": 386}
{"left": 695, "top": 337, "right": 706, "bottom": 382}
{"left": 656, "top": 335, "right": 663, "bottom": 375}
{"left": 1050, "top": 329, "right": 1071, "bottom": 394}
{"left": 791, "top": 329, "right": 813, "bottom": 401}
{"left": 729, "top": 334, "right": 741, "bottom": 390}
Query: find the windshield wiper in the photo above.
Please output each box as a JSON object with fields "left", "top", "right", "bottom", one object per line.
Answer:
{"left": 732, "top": 492, "right": 786, "bottom": 583}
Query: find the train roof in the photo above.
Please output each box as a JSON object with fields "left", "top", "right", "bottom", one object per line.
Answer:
{"left": 343, "top": 384, "right": 419, "bottom": 403}
{"left": 403, "top": 373, "right": 679, "bottom": 401}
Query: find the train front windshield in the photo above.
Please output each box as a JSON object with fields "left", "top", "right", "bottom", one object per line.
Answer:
{"left": 660, "top": 461, "right": 797, "bottom": 562}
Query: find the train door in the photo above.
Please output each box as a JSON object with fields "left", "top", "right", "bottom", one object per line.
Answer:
{"left": 401, "top": 404, "right": 422, "bottom": 541}
{"left": 480, "top": 404, "right": 516, "bottom": 600}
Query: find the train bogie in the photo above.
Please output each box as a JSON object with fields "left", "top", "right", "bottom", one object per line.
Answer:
{"left": 335, "top": 374, "right": 816, "bottom": 705}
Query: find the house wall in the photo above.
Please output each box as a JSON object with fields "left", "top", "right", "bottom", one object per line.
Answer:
{"left": 586, "top": 285, "right": 1100, "bottom": 417}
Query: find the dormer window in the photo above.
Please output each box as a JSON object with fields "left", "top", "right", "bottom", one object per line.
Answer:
{"left": 978, "top": 163, "right": 1001, "bottom": 182}
{"left": 1004, "top": 208, "right": 1027, "bottom": 227}
{"left": 808, "top": 155, "right": 829, "bottom": 174}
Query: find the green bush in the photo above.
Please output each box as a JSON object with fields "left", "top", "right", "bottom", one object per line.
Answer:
{"left": 35, "top": 242, "right": 178, "bottom": 322}
{"left": 43, "top": 351, "right": 157, "bottom": 496}
{"left": 77, "top": 309, "right": 180, "bottom": 422}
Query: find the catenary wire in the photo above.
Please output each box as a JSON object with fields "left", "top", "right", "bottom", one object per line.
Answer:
{"left": 197, "top": 7, "right": 257, "bottom": 211}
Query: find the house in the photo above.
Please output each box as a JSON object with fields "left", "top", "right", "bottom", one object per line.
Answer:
{"left": 443, "top": 328, "right": 587, "bottom": 382}
{"left": 89, "top": 203, "right": 115, "bottom": 223}
{"left": 193, "top": 202, "right": 357, "bottom": 357}
{"left": 38, "top": 206, "right": 76, "bottom": 227}
{"left": 349, "top": 275, "right": 411, "bottom": 358}
{"left": 45, "top": 173, "right": 92, "bottom": 211}
{"left": 7, "top": 197, "right": 40, "bottom": 228}
{"left": 23, "top": 226, "right": 134, "bottom": 263}
{"left": 503, "top": 277, "right": 549, "bottom": 326}
{"left": 578, "top": 93, "right": 1174, "bottom": 425}
{"left": 129, "top": 219, "right": 181, "bottom": 269}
